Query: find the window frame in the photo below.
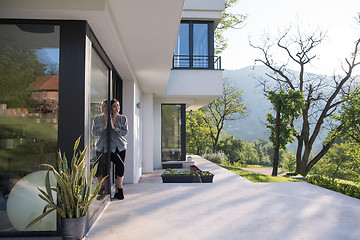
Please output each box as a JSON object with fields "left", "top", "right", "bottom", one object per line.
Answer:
{"left": 173, "top": 20, "right": 214, "bottom": 69}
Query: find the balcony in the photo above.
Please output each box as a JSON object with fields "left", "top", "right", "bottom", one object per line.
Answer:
{"left": 172, "top": 55, "right": 222, "bottom": 70}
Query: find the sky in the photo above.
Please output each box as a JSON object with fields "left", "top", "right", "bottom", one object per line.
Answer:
{"left": 221, "top": 0, "right": 360, "bottom": 75}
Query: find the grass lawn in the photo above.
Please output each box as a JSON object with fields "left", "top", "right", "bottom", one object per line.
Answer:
{"left": 218, "top": 163, "right": 305, "bottom": 183}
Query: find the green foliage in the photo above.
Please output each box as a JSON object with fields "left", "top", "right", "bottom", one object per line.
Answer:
{"left": 26, "top": 137, "right": 106, "bottom": 229}
{"left": 281, "top": 150, "right": 296, "bottom": 172}
{"left": 238, "top": 141, "right": 257, "bottom": 164}
{"left": 308, "top": 175, "right": 360, "bottom": 199}
{"left": 202, "top": 79, "right": 247, "bottom": 152}
{"left": 186, "top": 110, "right": 212, "bottom": 154}
{"left": 219, "top": 163, "right": 304, "bottom": 182}
{"left": 202, "top": 151, "right": 228, "bottom": 164}
{"left": 218, "top": 134, "right": 245, "bottom": 163}
{"left": 330, "top": 87, "right": 360, "bottom": 143}
{"left": 0, "top": 46, "right": 47, "bottom": 110}
{"left": 187, "top": 78, "right": 247, "bottom": 153}
{"left": 266, "top": 89, "right": 305, "bottom": 150}
{"left": 311, "top": 142, "right": 360, "bottom": 183}
{"left": 215, "top": 0, "right": 247, "bottom": 54}
{"left": 162, "top": 169, "right": 195, "bottom": 176}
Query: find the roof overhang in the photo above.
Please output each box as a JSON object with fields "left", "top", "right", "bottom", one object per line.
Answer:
{"left": 0, "top": 0, "right": 185, "bottom": 94}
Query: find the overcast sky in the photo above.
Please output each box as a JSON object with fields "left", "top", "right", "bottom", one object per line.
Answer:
{"left": 221, "top": 0, "right": 360, "bottom": 75}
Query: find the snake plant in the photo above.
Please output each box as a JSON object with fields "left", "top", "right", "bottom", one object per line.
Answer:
{"left": 26, "top": 136, "right": 107, "bottom": 229}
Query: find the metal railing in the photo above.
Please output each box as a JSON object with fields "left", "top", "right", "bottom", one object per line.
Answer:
{"left": 172, "top": 55, "right": 222, "bottom": 70}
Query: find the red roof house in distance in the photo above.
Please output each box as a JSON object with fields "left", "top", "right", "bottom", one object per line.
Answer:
{"left": 27, "top": 75, "right": 59, "bottom": 113}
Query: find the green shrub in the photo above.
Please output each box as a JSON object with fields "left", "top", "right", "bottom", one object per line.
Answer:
{"left": 308, "top": 175, "right": 360, "bottom": 199}
{"left": 202, "top": 151, "right": 228, "bottom": 164}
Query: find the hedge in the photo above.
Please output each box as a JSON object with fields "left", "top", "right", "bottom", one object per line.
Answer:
{"left": 308, "top": 175, "right": 360, "bottom": 199}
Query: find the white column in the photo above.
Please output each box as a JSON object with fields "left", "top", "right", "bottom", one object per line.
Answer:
{"left": 122, "top": 80, "right": 135, "bottom": 184}
{"left": 153, "top": 98, "right": 162, "bottom": 169}
{"left": 142, "top": 92, "right": 154, "bottom": 173}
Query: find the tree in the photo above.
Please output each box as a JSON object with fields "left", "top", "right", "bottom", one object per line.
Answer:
{"left": 201, "top": 78, "right": 247, "bottom": 152}
{"left": 312, "top": 142, "right": 360, "bottom": 183}
{"left": 218, "top": 134, "right": 245, "bottom": 163}
{"left": 281, "top": 150, "right": 296, "bottom": 173}
{"left": 0, "top": 46, "right": 47, "bottom": 109}
{"left": 253, "top": 138, "right": 269, "bottom": 164}
{"left": 215, "top": 0, "right": 246, "bottom": 54}
{"left": 186, "top": 110, "right": 212, "bottom": 155}
{"left": 332, "top": 87, "right": 360, "bottom": 143}
{"left": 251, "top": 24, "right": 360, "bottom": 176}
{"left": 239, "top": 141, "right": 257, "bottom": 164}
{"left": 266, "top": 89, "right": 304, "bottom": 176}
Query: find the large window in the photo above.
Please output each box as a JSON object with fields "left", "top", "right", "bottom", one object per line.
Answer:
{"left": 88, "top": 47, "right": 110, "bottom": 217}
{"left": 173, "top": 21, "right": 216, "bottom": 69}
{"left": 161, "top": 104, "right": 186, "bottom": 161}
{"left": 0, "top": 23, "right": 59, "bottom": 234}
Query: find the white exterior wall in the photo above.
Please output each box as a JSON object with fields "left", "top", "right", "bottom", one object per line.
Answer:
{"left": 123, "top": 79, "right": 141, "bottom": 184}
{"left": 184, "top": 0, "right": 224, "bottom": 10}
{"left": 142, "top": 92, "right": 154, "bottom": 173}
{"left": 167, "top": 70, "right": 223, "bottom": 96}
{"left": 183, "top": 0, "right": 224, "bottom": 25}
{"left": 153, "top": 97, "right": 162, "bottom": 170}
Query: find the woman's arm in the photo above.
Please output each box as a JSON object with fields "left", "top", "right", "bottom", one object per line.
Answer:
{"left": 113, "top": 115, "right": 128, "bottom": 136}
{"left": 92, "top": 115, "right": 106, "bottom": 136}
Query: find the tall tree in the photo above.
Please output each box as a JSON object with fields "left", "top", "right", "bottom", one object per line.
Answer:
{"left": 186, "top": 110, "right": 212, "bottom": 155}
{"left": 215, "top": 0, "right": 246, "bottom": 54}
{"left": 202, "top": 79, "right": 247, "bottom": 152}
{"left": 266, "top": 89, "right": 304, "bottom": 176}
{"left": 251, "top": 24, "right": 360, "bottom": 176}
{"left": 187, "top": 78, "right": 247, "bottom": 153}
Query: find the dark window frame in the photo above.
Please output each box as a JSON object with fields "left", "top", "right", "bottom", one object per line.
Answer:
{"left": 173, "top": 20, "right": 215, "bottom": 69}
{"left": 161, "top": 104, "right": 186, "bottom": 162}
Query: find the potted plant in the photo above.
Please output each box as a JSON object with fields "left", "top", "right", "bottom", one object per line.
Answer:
{"left": 191, "top": 165, "right": 214, "bottom": 183}
{"left": 26, "top": 137, "right": 106, "bottom": 240}
{"left": 198, "top": 171, "right": 214, "bottom": 183}
{"left": 161, "top": 168, "right": 197, "bottom": 183}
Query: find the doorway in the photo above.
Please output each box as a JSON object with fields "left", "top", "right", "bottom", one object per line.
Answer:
{"left": 161, "top": 104, "right": 186, "bottom": 161}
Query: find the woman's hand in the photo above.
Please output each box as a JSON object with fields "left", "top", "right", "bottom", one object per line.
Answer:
{"left": 110, "top": 116, "right": 116, "bottom": 129}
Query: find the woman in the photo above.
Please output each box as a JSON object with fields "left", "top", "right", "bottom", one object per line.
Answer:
{"left": 92, "top": 99, "right": 128, "bottom": 200}
{"left": 108, "top": 99, "right": 128, "bottom": 200}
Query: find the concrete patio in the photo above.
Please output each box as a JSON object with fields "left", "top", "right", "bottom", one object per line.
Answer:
{"left": 84, "top": 156, "right": 360, "bottom": 240}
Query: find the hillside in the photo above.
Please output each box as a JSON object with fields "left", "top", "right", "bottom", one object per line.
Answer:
{"left": 223, "top": 66, "right": 326, "bottom": 152}
{"left": 223, "top": 66, "right": 271, "bottom": 141}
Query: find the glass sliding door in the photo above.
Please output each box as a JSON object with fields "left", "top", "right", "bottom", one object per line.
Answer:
{"left": 161, "top": 104, "right": 186, "bottom": 161}
{"left": 0, "top": 23, "right": 59, "bottom": 233}
{"left": 89, "top": 46, "right": 109, "bottom": 217}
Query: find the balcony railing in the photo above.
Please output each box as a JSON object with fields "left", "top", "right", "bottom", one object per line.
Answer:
{"left": 172, "top": 55, "right": 222, "bottom": 70}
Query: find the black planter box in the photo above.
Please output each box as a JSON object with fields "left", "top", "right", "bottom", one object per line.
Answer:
{"left": 200, "top": 173, "right": 214, "bottom": 183}
{"left": 161, "top": 175, "right": 195, "bottom": 183}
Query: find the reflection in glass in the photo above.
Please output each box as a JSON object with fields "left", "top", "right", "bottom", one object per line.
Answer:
{"left": 89, "top": 47, "right": 108, "bottom": 216}
{"left": 0, "top": 24, "right": 59, "bottom": 233}
{"left": 193, "top": 23, "right": 208, "bottom": 68}
{"left": 174, "top": 23, "right": 189, "bottom": 68}
{"left": 161, "top": 105, "right": 182, "bottom": 161}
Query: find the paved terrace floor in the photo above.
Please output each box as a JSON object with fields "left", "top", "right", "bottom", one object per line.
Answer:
{"left": 84, "top": 156, "right": 360, "bottom": 240}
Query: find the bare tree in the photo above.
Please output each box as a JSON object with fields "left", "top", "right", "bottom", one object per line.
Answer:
{"left": 250, "top": 25, "right": 360, "bottom": 176}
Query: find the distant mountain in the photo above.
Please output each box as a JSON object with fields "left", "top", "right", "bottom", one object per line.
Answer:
{"left": 223, "top": 66, "right": 271, "bottom": 141}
